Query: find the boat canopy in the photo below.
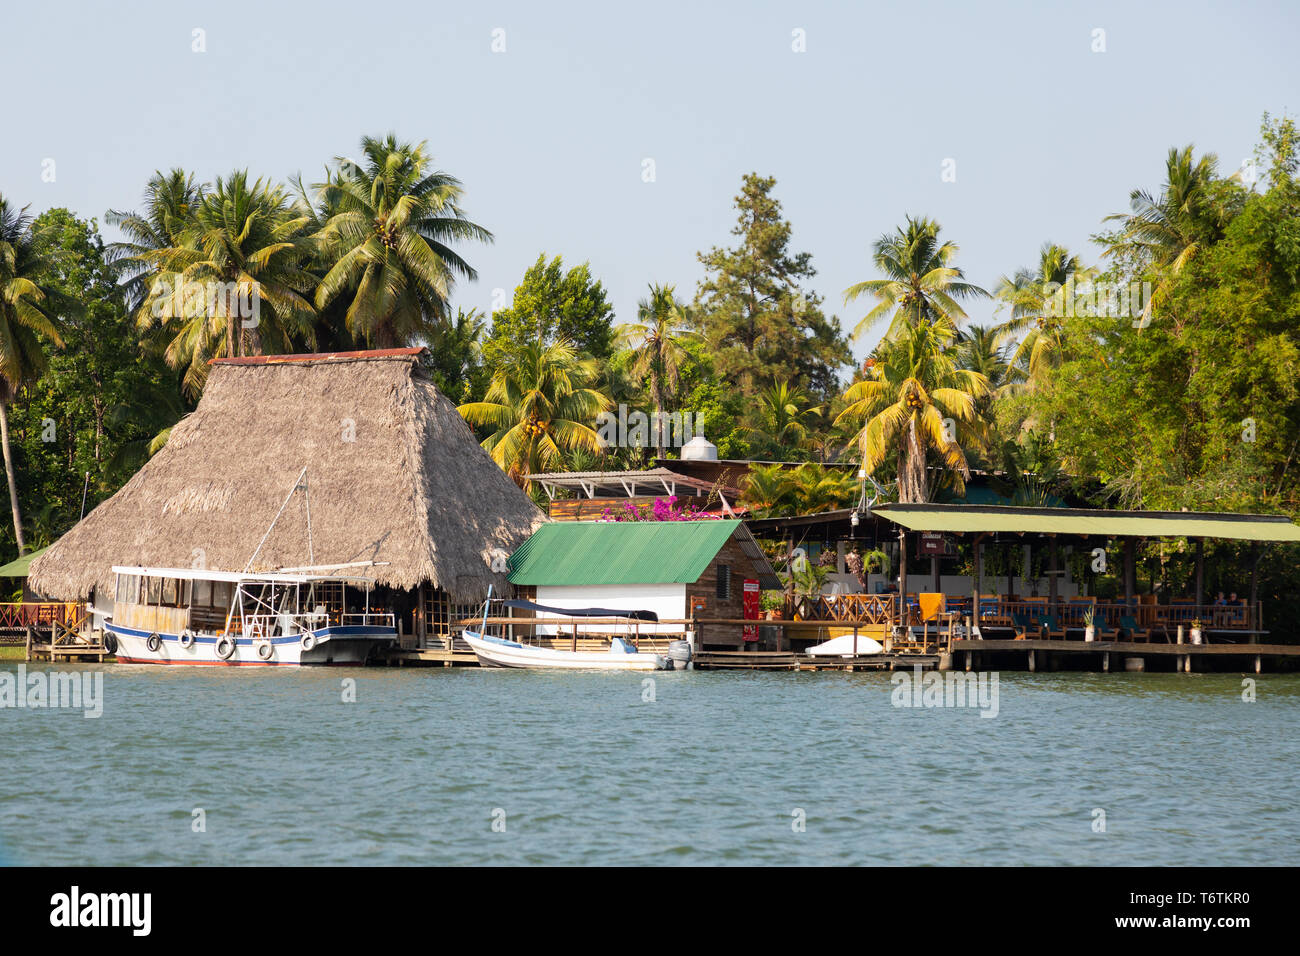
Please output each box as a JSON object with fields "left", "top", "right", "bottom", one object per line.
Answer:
{"left": 502, "top": 599, "right": 659, "bottom": 623}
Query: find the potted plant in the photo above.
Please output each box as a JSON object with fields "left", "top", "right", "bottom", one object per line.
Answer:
{"left": 761, "top": 590, "right": 784, "bottom": 621}
{"left": 1190, "top": 617, "right": 1203, "bottom": 645}
{"left": 1083, "top": 606, "right": 1097, "bottom": 642}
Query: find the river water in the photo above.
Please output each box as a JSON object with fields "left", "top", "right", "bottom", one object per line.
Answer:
{"left": 2, "top": 663, "right": 1297, "bottom": 865}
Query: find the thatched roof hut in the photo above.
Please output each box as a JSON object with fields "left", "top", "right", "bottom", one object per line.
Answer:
{"left": 29, "top": 348, "right": 545, "bottom": 602}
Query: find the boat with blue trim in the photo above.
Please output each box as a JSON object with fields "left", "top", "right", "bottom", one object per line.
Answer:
{"left": 104, "top": 565, "right": 397, "bottom": 666}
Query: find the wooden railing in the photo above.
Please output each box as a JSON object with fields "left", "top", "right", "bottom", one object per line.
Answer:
{"left": 0, "top": 602, "right": 85, "bottom": 630}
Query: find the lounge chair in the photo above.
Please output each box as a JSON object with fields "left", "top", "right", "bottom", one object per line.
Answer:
{"left": 1036, "top": 614, "right": 1064, "bottom": 639}
{"left": 1118, "top": 614, "right": 1146, "bottom": 642}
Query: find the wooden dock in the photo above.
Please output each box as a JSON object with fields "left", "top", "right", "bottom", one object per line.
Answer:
{"left": 693, "top": 649, "right": 941, "bottom": 671}
{"left": 951, "top": 637, "right": 1300, "bottom": 673}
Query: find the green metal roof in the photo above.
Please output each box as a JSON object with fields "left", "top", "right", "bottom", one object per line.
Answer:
{"left": 509, "top": 520, "right": 746, "bottom": 586}
{"left": 0, "top": 546, "right": 49, "bottom": 577}
{"left": 873, "top": 504, "right": 1300, "bottom": 542}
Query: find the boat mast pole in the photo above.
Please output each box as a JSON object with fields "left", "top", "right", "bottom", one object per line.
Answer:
{"left": 244, "top": 466, "right": 309, "bottom": 573}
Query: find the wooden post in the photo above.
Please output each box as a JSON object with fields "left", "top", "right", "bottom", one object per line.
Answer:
{"left": 1249, "top": 544, "right": 1261, "bottom": 634}
{"left": 1102, "top": 651, "right": 1110, "bottom": 673}
{"left": 897, "top": 528, "right": 908, "bottom": 628}
{"left": 1005, "top": 543, "right": 1013, "bottom": 601}
{"left": 973, "top": 536, "right": 984, "bottom": 627}
{"left": 930, "top": 554, "right": 939, "bottom": 593}
{"left": 1124, "top": 538, "right": 1136, "bottom": 606}
{"left": 1194, "top": 538, "right": 1205, "bottom": 608}
{"left": 1048, "top": 537, "right": 1059, "bottom": 609}
{"left": 1028, "top": 649, "right": 1036, "bottom": 673}
{"left": 416, "top": 583, "right": 427, "bottom": 649}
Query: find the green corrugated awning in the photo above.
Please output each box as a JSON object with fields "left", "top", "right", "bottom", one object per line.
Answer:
{"left": 872, "top": 504, "right": 1300, "bottom": 541}
{"left": 509, "top": 520, "right": 747, "bottom": 586}
{"left": 0, "top": 546, "right": 49, "bottom": 577}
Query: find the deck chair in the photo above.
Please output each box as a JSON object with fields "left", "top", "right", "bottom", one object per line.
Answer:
{"left": 1011, "top": 612, "right": 1036, "bottom": 640}
{"left": 1118, "top": 614, "right": 1145, "bottom": 642}
{"left": 1035, "top": 614, "right": 1064, "bottom": 640}
{"left": 917, "top": 593, "right": 945, "bottom": 649}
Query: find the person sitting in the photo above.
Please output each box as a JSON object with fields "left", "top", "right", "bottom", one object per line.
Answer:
{"left": 1213, "top": 591, "right": 1227, "bottom": 606}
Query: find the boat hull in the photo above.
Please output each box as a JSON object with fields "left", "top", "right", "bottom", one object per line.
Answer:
{"left": 106, "top": 622, "right": 394, "bottom": 666}
{"left": 463, "top": 631, "right": 662, "bottom": 670}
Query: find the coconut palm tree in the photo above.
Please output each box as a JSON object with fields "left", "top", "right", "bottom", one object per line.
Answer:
{"left": 748, "top": 380, "right": 822, "bottom": 459}
{"left": 457, "top": 339, "right": 612, "bottom": 489}
{"left": 834, "top": 321, "right": 990, "bottom": 503}
{"left": 312, "top": 135, "right": 492, "bottom": 348}
{"left": 0, "top": 196, "right": 67, "bottom": 552}
{"left": 1102, "top": 146, "right": 1236, "bottom": 323}
{"left": 105, "top": 169, "right": 205, "bottom": 310}
{"left": 137, "top": 171, "right": 318, "bottom": 395}
{"left": 787, "top": 462, "right": 857, "bottom": 513}
{"left": 993, "top": 244, "right": 1094, "bottom": 384}
{"left": 843, "top": 216, "right": 988, "bottom": 342}
{"left": 616, "top": 284, "right": 699, "bottom": 457}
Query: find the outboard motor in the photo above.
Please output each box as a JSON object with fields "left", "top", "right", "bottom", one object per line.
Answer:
{"left": 668, "top": 639, "right": 693, "bottom": 671}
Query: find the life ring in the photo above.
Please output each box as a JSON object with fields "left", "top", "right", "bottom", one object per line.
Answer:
{"left": 215, "top": 635, "right": 237, "bottom": 660}
{"left": 103, "top": 632, "right": 118, "bottom": 655}
{"left": 179, "top": 630, "right": 196, "bottom": 649}
{"left": 146, "top": 633, "right": 162, "bottom": 652}
{"left": 257, "top": 641, "right": 274, "bottom": 661}
{"left": 300, "top": 633, "right": 317, "bottom": 652}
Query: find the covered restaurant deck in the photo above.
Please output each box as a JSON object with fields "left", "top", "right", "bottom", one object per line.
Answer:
{"left": 883, "top": 504, "right": 1298, "bottom": 654}
{"left": 748, "top": 503, "right": 1300, "bottom": 667}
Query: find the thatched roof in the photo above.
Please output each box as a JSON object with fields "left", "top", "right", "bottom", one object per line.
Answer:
{"left": 29, "top": 349, "right": 546, "bottom": 601}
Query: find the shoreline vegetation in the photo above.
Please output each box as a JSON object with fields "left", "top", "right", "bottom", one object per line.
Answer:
{"left": 1, "top": 117, "right": 1298, "bottom": 635}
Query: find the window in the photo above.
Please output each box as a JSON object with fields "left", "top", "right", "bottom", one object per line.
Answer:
{"left": 145, "top": 577, "right": 162, "bottom": 605}
{"left": 716, "top": 564, "right": 731, "bottom": 600}
{"left": 161, "top": 578, "right": 177, "bottom": 606}
{"left": 212, "top": 581, "right": 234, "bottom": 611}
{"left": 193, "top": 579, "right": 212, "bottom": 607}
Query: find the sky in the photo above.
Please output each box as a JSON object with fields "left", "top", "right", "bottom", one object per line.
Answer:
{"left": 3, "top": 0, "right": 1297, "bottom": 364}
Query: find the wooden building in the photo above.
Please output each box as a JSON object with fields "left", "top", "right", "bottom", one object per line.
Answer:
{"left": 507, "top": 519, "right": 779, "bottom": 649}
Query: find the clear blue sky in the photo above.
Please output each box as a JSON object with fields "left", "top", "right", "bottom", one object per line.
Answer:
{"left": 4, "top": 0, "right": 1296, "bottom": 364}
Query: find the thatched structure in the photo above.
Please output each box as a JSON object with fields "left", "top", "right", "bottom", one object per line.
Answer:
{"left": 29, "top": 348, "right": 545, "bottom": 602}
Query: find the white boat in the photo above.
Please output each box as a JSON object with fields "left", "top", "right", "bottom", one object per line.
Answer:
{"left": 805, "top": 632, "right": 884, "bottom": 656}
{"left": 462, "top": 595, "right": 690, "bottom": 671}
{"left": 104, "top": 565, "right": 397, "bottom": 666}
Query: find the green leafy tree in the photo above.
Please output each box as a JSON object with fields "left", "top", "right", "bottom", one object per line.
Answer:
{"left": 993, "top": 244, "right": 1094, "bottom": 384}
{"left": 485, "top": 254, "right": 616, "bottom": 364}
{"left": 693, "top": 173, "right": 849, "bottom": 399}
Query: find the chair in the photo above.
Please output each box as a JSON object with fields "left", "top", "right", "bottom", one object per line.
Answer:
{"left": 1118, "top": 614, "right": 1146, "bottom": 642}
{"left": 1011, "top": 612, "right": 1036, "bottom": 640}
{"left": 1036, "top": 614, "right": 1064, "bottom": 640}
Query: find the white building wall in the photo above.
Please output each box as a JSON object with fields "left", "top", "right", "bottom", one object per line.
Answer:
{"left": 533, "top": 583, "right": 687, "bottom": 635}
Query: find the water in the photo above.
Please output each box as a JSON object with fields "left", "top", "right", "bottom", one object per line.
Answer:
{"left": 3, "top": 662, "right": 1298, "bottom": 865}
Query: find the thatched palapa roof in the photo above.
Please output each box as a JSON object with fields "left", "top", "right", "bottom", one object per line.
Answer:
{"left": 29, "top": 348, "right": 546, "bottom": 601}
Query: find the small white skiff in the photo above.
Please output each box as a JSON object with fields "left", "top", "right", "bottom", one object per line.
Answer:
{"left": 805, "top": 632, "right": 884, "bottom": 656}
{"left": 463, "top": 631, "right": 664, "bottom": 670}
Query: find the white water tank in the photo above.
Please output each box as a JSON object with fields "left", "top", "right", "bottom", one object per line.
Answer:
{"left": 681, "top": 435, "right": 718, "bottom": 461}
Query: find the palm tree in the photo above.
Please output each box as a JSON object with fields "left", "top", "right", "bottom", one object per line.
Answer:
{"left": 740, "top": 463, "right": 795, "bottom": 518}
{"left": 0, "top": 197, "right": 67, "bottom": 552}
{"left": 993, "top": 244, "right": 1093, "bottom": 384}
{"left": 787, "top": 462, "right": 857, "bottom": 513}
{"left": 843, "top": 216, "right": 988, "bottom": 342}
{"left": 616, "top": 284, "right": 698, "bottom": 457}
{"left": 457, "top": 339, "right": 612, "bottom": 489}
{"left": 748, "top": 380, "right": 822, "bottom": 458}
{"left": 137, "top": 171, "right": 318, "bottom": 395}
{"left": 105, "top": 169, "right": 205, "bottom": 310}
{"left": 1102, "top": 146, "right": 1235, "bottom": 324}
{"left": 834, "top": 321, "right": 990, "bottom": 503}
{"left": 312, "top": 135, "right": 492, "bottom": 348}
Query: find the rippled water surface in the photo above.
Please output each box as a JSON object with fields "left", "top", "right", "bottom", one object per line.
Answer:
{"left": 3, "top": 663, "right": 1298, "bottom": 865}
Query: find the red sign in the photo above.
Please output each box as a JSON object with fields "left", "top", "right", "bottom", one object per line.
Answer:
{"left": 918, "top": 533, "right": 950, "bottom": 556}
{"left": 742, "top": 579, "right": 760, "bottom": 642}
